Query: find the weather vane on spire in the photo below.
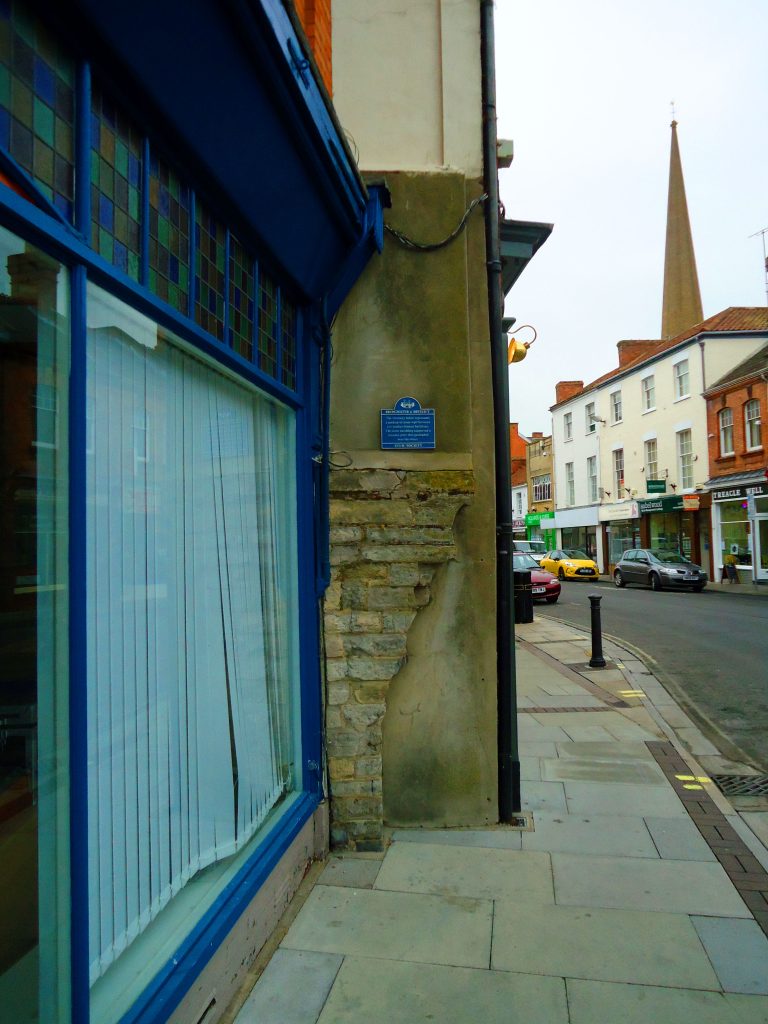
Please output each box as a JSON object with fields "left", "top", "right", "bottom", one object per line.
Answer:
{"left": 670, "top": 99, "right": 677, "bottom": 123}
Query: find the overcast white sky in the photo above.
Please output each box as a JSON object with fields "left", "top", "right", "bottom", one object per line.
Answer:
{"left": 494, "top": 0, "right": 768, "bottom": 437}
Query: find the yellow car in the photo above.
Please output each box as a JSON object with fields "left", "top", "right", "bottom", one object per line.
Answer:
{"left": 540, "top": 548, "right": 599, "bottom": 581}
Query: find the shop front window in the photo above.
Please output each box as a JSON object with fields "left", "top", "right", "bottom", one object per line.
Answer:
{"left": 85, "top": 285, "right": 301, "bottom": 1021}
{"left": 650, "top": 512, "right": 681, "bottom": 554}
{"left": 0, "top": 227, "right": 70, "bottom": 1023}
{"left": 719, "top": 500, "right": 752, "bottom": 566}
{"left": 608, "top": 521, "right": 639, "bottom": 565}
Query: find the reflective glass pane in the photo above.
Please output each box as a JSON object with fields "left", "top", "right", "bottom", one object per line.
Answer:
{"left": 0, "top": 226, "right": 69, "bottom": 1022}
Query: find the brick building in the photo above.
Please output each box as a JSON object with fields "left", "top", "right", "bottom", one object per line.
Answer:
{"left": 704, "top": 345, "right": 768, "bottom": 582}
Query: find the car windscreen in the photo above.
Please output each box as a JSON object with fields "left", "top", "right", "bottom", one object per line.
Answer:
{"left": 513, "top": 553, "right": 540, "bottom": 570}
{"left": 562, "top": 549, "right": 588, "bottom": 560}
{"left": 650, "top": 550, "right": 687, "bottom": 564}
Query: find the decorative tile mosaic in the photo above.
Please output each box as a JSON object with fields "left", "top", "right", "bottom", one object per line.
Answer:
{"left": 90, "top": 86, "right": 142, "bottom": 279}
{"left": 228, "top": 233, "right": 254, "bottom": 360}
{"left": 281, "top": 295, "right": 297, "bottom": 390}
{"left": 0, "top": 1, "right": 75, "bottom": 218}
{"left": 195, "top": 203, "right": 225, "bottom": 341}
{"left": 258, "top": 270, "right": 278, "bottom": 379}
{"left": 149, "top": 154, "right": 190, "bottom": 313}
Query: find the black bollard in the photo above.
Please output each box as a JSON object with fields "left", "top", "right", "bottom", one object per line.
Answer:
{"left": 588, "top": 593, "right": 606, "bottom": 668}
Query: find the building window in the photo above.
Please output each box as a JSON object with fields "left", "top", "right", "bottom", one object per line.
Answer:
{"left": 677, "top": 428, "right": 694, "bottom": 488}
{"left": 587, "top": 455, "right": 597, "bottom": 503}
{"left": 610, "top": 390, "right": 622, "bottom": 423}
{"left": 674, "top": 359, "right": 690, "bottom": 400}
{"left": 565, "top": 462, "right": 575, "bottom": 505}
{"left": 719, "top": 408, "right": 734, "bottom": 456}
{"left": 585, "top": 402, "right": 596, "bottom": 433}
{"left": 613, "top": 448, "right": 624, "bottom": 494}
{"left": 532, "top": 474, "right": 551, "bottom": 502}
{"left": 0, "top": 227, "right": 70, "bottom": 1023}
{"left": 745, "top": 399, "right": 762, "bottom": 450}
{"left": 564, "top": 412, "right": 573, "bottom": 441}
{"left": 641, "top": 375, "right": 655, "bottom": 412}
{"left": 644, "top": 438, "right": 658, "bottom": 480}
{"left": 195, "top": 202, "right": 227, "bottom": 341}
{"left": 515, "top": 490, "right": 523, "bottom": 515}
{"left": 85, "top": 284, "right": 300, "bottom": 999}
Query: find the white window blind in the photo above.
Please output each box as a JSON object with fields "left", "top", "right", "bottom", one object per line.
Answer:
{"left": 85, "top": 287, "right": 298, "bottom": 984}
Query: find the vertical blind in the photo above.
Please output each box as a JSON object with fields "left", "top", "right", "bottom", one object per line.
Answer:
{"left": 85, "top": 287, "right": 298, "bottom": 983}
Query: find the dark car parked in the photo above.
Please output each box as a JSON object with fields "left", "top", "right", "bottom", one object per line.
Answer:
{"left": 613, "top": 548, "right": 707, "bottom": 592}
{"left": 513, "top": 551, "right": 561, "bottom": 603}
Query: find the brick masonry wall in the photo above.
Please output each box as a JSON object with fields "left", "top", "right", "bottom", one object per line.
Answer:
{"left": 294, "top": 0, "right": 333, "bottom": 95}
{"left": 324, "top": 468, "right": 474, "bottom": 850}
{"left": 706, "top": 380, "right": 767, "bottom": 477}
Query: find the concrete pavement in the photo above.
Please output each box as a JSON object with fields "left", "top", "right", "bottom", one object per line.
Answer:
{"left": 227, "top": 617, "right": 768, "bottom": 1024}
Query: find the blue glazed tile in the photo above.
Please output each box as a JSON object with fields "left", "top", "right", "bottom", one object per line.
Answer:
{"left": 99, "top": 194, "right": 113, "bottom": 230}
{"left": 33, "top": 57, "right": 54, "bottom": 105}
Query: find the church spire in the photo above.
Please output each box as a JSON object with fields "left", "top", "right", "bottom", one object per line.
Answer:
{"left": 661, "top": 120, "right": 703, "bottom": 339}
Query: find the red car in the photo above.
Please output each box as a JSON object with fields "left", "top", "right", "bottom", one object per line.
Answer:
{"left": 513, "top": 551, "right": 561, "bottom": 604}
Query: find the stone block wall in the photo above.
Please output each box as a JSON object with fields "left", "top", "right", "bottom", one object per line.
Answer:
{"left": 324, "top": 467, "right": 473, "bottom": 850}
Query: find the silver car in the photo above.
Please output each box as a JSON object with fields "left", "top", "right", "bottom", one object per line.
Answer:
{"left": 613, "top": 548, "right": 707, "bottom": 592}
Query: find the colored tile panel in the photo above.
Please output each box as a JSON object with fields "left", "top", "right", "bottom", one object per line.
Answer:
{"left": 90, "top": 85, "right": 142, "bottom": 279}
{"left": 258, "top": 271, "right": 278, "bottom": 379}
{"left": 228, "top": 234, "right": 254, "bottom": 360}
{"left": 0, "top": 1, "right": 74, "bottom": 218}
{"left": 149, "top": 153, "right": 190, "bottom": 312}
{"left": 194, "top": 203, "right": 226, "bottom": 341}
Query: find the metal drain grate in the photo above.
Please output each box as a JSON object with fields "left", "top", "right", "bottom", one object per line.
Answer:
{"left": 712, "top": 774, "right": 768, "bottom": 797}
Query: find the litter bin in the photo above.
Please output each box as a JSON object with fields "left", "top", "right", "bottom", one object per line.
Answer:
{"left": 513, "top": 569, "right": 533, "bottom": 623}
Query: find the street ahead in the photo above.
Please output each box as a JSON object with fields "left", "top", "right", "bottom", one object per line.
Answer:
{"left": 535, "top": 581, "right": 768, "bottom": 771}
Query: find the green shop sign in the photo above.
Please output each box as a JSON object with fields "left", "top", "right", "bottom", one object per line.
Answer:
{"left": 525, "top": 511, "right": 555, "bottom": 526}
{"left": 646, "top": 479, "right": 667, "bottom": 494}
{"left": 637, "top": 495, "right": 685, "bottom": 514}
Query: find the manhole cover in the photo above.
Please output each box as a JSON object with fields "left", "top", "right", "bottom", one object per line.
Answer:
{"left": 712, "top": 775, "right": 768, "bottom": 797}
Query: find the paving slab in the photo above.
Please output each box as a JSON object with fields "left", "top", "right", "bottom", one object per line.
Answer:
{"left": 563, "top": 780, "right": 688, "bottom": 818}
{"left": 644, "top": 816, "right": 717, "bottom": 861}
{"left": 521, "top": 780, "right": 568, "bottom": 813}
{"left": 541, "top": 756, "right": 666, "bottom": 786}
{"left": 282, "top": 885, "right": 492, "bottom": 968}
{"left": 691, "top": 916, "right": 768, "bottom": 994}
{"left": 518, "top": 720, "right": 572, "bottom": 743}
{"left": 521, "top": 755, "right": 542, "bottom": 780}
{"left": 317, "top": 956, "right": 569, "bottom": 1024}
{"left": 521, "top": 811, "right": 659, "bottom": 858}
{"left": 374, "top": 841, "right": 554, "bottom": 904}
{"left": 730, "top": 814, "right": 768, "bottom": 871}
{"left": 233, "top": 949, "right": 342, "bottom": 1024}
{"left": 552, "top": 852, "right": 752, "bottom": 917}
{"left": 391, "top": 828, "right": 522, "bottom": 851}
{"left": 519, "top": 741, "right": 559, "bottom": 757}
{"left": 318, "top": 857, "right": 382, "bottom": 889}
{"left": 567, "top": 979, "right": 768, "bottom": 1024}
{"left": 560, "top": 724, "right": 617, "bottom": 742}
{"left": 676, "top": 727, "right": 723, "bottom": 756}
{"left": 492, "top": 902, "right": 720, "bottom": 989}
{"left": 555, "top": 741, "right": 656, "bottom": 761}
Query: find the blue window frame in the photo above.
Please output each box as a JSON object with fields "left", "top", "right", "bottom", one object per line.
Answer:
{"left": 0, "top": 8, "right": 327, "bottom": 1024}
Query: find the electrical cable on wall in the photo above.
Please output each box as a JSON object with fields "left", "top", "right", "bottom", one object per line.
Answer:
{"left": 384, "top": 193, "right": 489, "bottom": 252}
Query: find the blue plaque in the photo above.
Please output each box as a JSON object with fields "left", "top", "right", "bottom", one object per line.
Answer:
{"left": 380, "top": 396, "right": 436, "bottom": 450}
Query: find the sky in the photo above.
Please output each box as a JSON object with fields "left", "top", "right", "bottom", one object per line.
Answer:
{"left": 494, "top": 0, "right": 768, "bottom": 437}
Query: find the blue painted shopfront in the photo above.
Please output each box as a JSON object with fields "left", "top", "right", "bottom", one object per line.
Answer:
{"left": 0, "top": 2, "right": 384, "bottom": 1021}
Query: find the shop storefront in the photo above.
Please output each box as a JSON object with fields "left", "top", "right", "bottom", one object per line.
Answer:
{"left": 525, "top": 510, "right": 556, "bottom": 550}
{"left": 0, "top": 3, "right": 384, "bottom": 1022}
{"left": 636, "top": 493, "right": 713, "bottom": 574}
{"left": 598, "top": 502, "right": 640, "bottom": 571}
{"left": 709, "top": 481, "right": 768, "bottom": 582}
{"left": 554, "top": 507, "right": 600, "bottom": 567}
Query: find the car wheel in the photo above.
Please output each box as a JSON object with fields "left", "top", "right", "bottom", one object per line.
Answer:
{"left": 545, "top": 595, "right": 559, "bottom": 604}
{"left": 649, "top": 572, "right": 662, "bottom": 591}
{"left": 613, "top": 569, "right": 625, "bottom": 588}
{"left": 558, "top": 567, "right": 565, "bottom": 580}
{"left": 693, "top": 584, "right": 704, "bottom": 593}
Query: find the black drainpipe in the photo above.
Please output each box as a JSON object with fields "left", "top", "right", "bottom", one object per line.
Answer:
{"left": 480, "top": 0, "right": 521, "bottom": 819}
